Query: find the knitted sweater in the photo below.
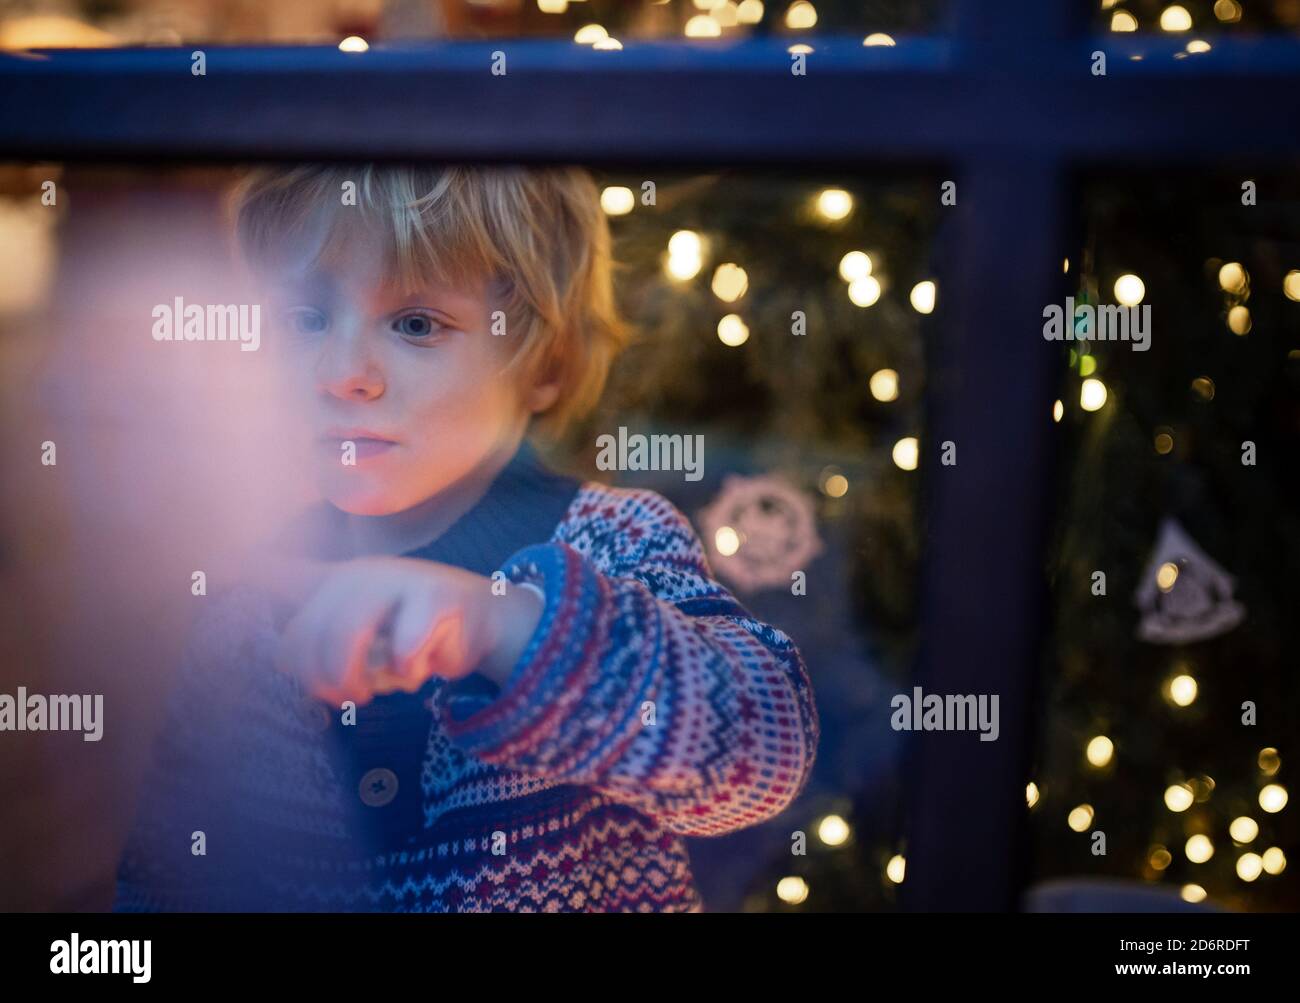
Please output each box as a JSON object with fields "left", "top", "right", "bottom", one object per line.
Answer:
{"left": 113, "top": 442, "right": 819, "bottom": 912}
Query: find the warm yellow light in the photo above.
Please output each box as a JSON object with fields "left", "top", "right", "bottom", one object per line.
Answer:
{"left": 838, "top": 250, "right": 872, "bottom": 282}
{"left": 892, "top": 437, "right": 919, "bottom": 472}
{"left": 1026, "top": 781, "right": 1040, "bottom": 808}
{"left": 1110, "top": 11, "right": 1138, "bottom": 31}
{"left": 0, "top": 14, "right": 120, "bottom": 49}
{"left": 1052, "top": 399, "right": 1064, "bottom": 423}
{"left": 788, "top": 43, "right": 814, "bottom": 54}
{"left": 1215, "top": 0, "right": 1243, "bottom": 23}
{"left": 574, "top": 23, "right": 609, "bottom": 44}
{"left": 600, "top": 186, "right": 635, "bottom": 216}
{"left": 1237, "top": 853, "right": 1263, "bottom": 882}
{"left": 1160, "top": 5, "right": 1193, "bottom": 31}
{"left": 816, "top": 188, "right": 853, "bottom": 221}
{"left": 537, "top": 0, "right": 569, "bottom": 13}
{"left": 869, "top": 368, "right": 900, "bottom": 403}
{"left": 1191, "top": 376, "right": 1216, "bottom": 401}
{"left": 668, "top": 230, "right": 702, "bottom": 259}
{"left": 1068, "top": 804, "right": 1094, "bottom": 832}
{"left": 776, "top": 875, "right": 809, "bottom": 904}
{"left": 1229, "top": 816, "right": 1259, "bottom": 843}
{"left": 1181, "top": 883, "right": 1207, "bottom": 903}
{"left": 715, "top": 526, "right": 741, "bottom": 556}
{"left": 712, "top": 263, "right": 749, "bottom": 302}
{"left": 1165, "top": 783, "right": 1194, "bottom": 813}
{"left": 1154, "top": 431, "right": 1174, "bottom": 455}
{"left": 1262, "top": 847, "right": 1287, "bottom": 874}
{"left": 1258, "top": 748, "right": 1281, "bottom": 775}
{"left": 592, "top": 37, "right": 623, "bottom": 50}
{"left": 1168, "top": 673, "right": 1197, "bottom": 706}
{"left": 1156, "top": 562, "right": 1179, "bottom": 592}
{"left": 1086, "top": 735, "right": 1114, "bottom": 768}
{"left": 667, "top": 255, "right": 702, "bottom": 281}
{"left": 666, "top": 230, "right": 704, "bottom": 281}
{"left": 338, "top": 36, "right": 369, "bottom": 52}
{"left": 712, "top": 1, "right": 741, "bottom": 28}
{"left": 1185, "top": 834, "right": 1214, "bottom": 863}
{"left": 1259, "top": 784, "right": 1288, "bottom": 813}
{"left": 1080, "top": 378, "right": 1107, "bottom": 412}
{"left": 737, "top": 0, "right": 765, "bottom": 26}
{"left": 818, "top": 814, "right": 850, "bottom": 846}
{"left": 1114, "top": 273, "right": 1145, "bottom": 306}
{"left": 717, "top": 314, "right": 750, "bottom": 347}
{"left": 1063, "top": 258, "right": 1070, "bottom": 273}
{"left": 684, "top": 15, "right": 722, "bottom": 38}
{"left": 823, "top": 474, "right": 848, "bottom": 498}
{"left": 1186, "top": 39, "right": 1211, "bottom": 53}
{"left": 1218, "top": 261, "right": 1248, "bottom": 293}
{"left": 1079, "top": 355, "right": 1097, "bottom": 377}
{"left": 1227, "top": 305, "right": 1251, "bottom": 336}
{"left": 909, "top": 280, "right": 937, "bottom": 315}
{"left": 885, "top": 854, "right": 906, "bottom": 884}
{"left": 848, "top": 276, "right": 881, "bottom": 307}
{"left": 1284, "top": 270, "right": 1300, "bottom": 302}
{"left": 863, "top": 33, "right": 896, "bottom": 46}
{"left": 1149, "top": 846, "right": 1173, "bottom": 870}
{"left": 785, "top": 1, "right": 818, "bottom": 30}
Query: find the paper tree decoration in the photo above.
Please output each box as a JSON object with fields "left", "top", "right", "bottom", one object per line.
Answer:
{"left": 1134, "top": 517, "right": 1246, "bottom": 644}
{"left": 697, "top": 474, "right": 823, "bottom": 592}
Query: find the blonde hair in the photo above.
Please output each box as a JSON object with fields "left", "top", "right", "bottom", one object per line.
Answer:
{"left": 227, "top": 163, "right": 630, "bottom": 435}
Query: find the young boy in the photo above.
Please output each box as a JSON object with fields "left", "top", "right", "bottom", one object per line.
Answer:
{"left": 114, "top": 164, "right": 819, "bottom": 912}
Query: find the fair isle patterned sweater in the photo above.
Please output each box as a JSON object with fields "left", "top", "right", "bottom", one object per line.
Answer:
{"left": 114, "top": 441, "right": 819, "bottom": 912}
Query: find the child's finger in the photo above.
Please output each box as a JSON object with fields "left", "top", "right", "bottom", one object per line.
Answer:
{"left": 316, "top": 592, "right": 396, "bottom": 692}
{"left": 333, "top": 654, "right": 378, "bottom": 707}
{"left": 389, "top": 590, "right": 442, "bottom": 685}
{"left": 393, "top": 614, "right": 469, "bottom": 684}
{"left": 309, "top": 681, "right": 348, "bottom": 708}
{"left": 277, "top": 586, "right": 380, "bottom": 701}
{"left": 276, "top": 579, "right": 355, "bottom": 688}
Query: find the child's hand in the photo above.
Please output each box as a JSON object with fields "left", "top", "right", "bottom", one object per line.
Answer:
{"left": 273, "top": 557, "right": 543, "bottom": 708}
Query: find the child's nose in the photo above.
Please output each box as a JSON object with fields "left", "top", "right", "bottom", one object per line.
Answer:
{"left": 317, "top": 331, "right": 386, "bottom": 401}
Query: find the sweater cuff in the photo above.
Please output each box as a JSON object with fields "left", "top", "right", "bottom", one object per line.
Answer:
{"left": 441, "top": 542, "right": 608, "bottom": 762}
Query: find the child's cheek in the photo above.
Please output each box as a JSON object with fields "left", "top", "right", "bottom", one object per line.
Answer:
{"left": 385, "top": 358, "right": 511, "bottom": 489}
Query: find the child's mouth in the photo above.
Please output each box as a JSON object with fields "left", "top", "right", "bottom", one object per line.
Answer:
{"left": 320, "top": 430, "right": 400, "bottom": 462}
{"left": 348, "top": 438, "right": 397, "bottom": 460}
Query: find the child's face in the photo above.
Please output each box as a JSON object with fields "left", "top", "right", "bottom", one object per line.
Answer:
{"left": 269, "top": 236, "right": 540, "bottom": 516}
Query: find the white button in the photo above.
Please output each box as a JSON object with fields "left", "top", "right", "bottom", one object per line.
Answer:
{"left": 359, "top": 768, "right": 398, "bottom": 807}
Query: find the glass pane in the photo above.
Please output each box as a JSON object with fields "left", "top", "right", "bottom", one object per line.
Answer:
{"left": 0, "top": 0, "right": 947, "bottom": 48}
{"left": 1031, "top": 170, "right": 1300, "bottom": 911}
{"left": 0, "top": 161, "right": 937, "bottom": 911}
{"left": 1092, "top": 0, "right": 1300, "bottom": 34}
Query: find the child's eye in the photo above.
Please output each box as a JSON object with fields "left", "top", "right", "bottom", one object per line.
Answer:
{"left": 284, "top": 306, "right": 328, "bottom": 335}
{"left": 392, "top": 311, "right": 447, "bottom": 342}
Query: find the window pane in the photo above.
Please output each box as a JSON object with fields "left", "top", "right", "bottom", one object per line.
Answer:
{"left": 0, "top": 161, "right": 937, "bottom": 911}
{"left": 1093, "top": 0, "right": 1300, "bottom": 34}
{"left": 0, "top": 0, "right": 947, "bottom": 47}
{"left": 1031, "top": 170, "right": 1300, "bottom": 911}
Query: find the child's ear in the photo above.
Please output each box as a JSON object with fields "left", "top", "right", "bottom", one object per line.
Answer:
{"left": 526, "top": 379, "right": 561, "bottom": 415}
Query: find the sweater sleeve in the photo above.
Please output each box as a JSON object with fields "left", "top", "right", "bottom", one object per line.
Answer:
{"left": 439, "top": 487, "right": 819, "bottom": 837}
